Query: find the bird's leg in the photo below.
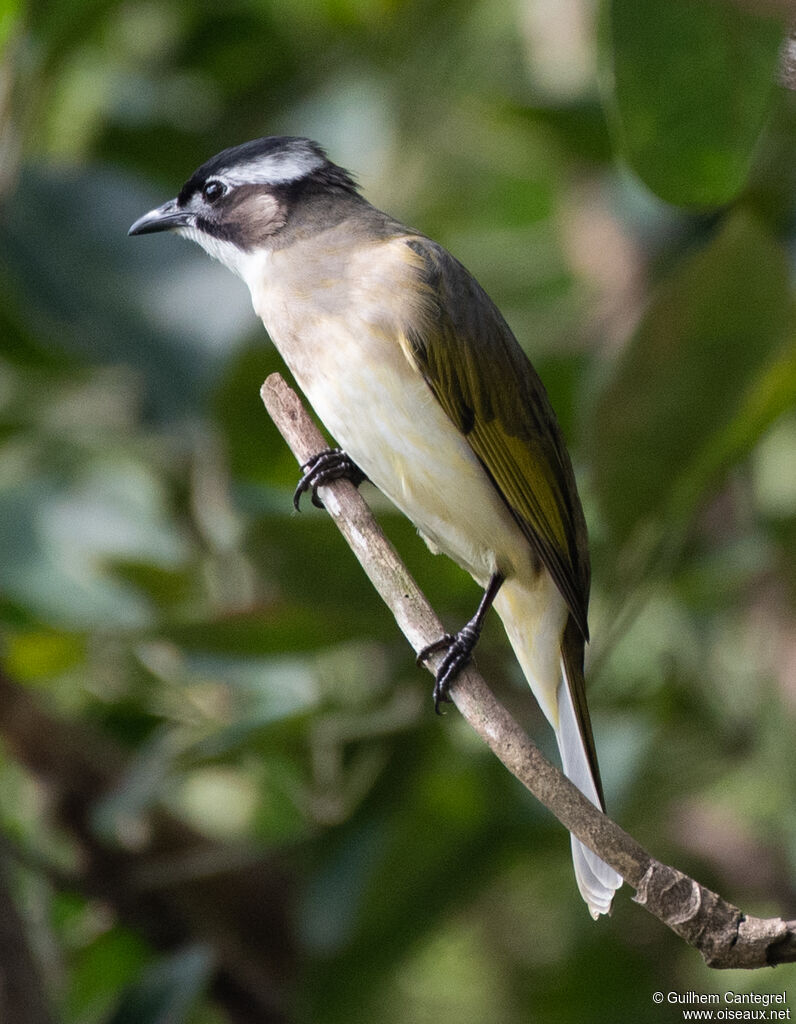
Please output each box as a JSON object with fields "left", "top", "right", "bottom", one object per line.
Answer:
{"left": 418, "top": 572, "right": 504, "bottom": 713}
{"left": 293, "top": 448, "right": 367, "bottom": 511}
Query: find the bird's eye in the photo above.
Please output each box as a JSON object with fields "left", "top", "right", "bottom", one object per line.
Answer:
{"left": 202, "top": 180, "right": 227, "bottom": 204}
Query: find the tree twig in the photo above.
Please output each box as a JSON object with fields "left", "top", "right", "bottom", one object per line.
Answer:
{"left": 261, "top": 372, "right": 795, "bottom": 971}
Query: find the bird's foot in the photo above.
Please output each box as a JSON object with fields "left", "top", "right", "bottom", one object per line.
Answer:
{"left": 293, "top": 448, "right": 366, "bottom": 511}
{"left": 417, "top": 620, "right": 482, "bottom": 714}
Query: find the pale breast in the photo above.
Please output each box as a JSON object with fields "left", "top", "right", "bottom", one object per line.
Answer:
{"left": 247, "top": 234, "right": 536, "bottom": 586}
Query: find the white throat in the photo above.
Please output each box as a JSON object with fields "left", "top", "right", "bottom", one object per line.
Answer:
{"left": 178, "top": 225, "right": 265, "bottom": 285}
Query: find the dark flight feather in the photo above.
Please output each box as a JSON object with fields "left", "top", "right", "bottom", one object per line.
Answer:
{"left": 403, "top": 236, "right": 590, "bottom": 635}
{"left": 402, "top": 235, "right": 606, "bottom": 804}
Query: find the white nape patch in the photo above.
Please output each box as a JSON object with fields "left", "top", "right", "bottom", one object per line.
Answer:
{"left": 218, "top": 146, "right": 324, "bottom": 187}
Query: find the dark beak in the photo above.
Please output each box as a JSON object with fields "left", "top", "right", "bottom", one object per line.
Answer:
{"left": 128, "top": 198, "right": 193, "bottom": 236}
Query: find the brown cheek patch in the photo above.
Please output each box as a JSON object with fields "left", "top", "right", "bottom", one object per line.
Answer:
{"left": 224, "top": 187, "right": 287, "bottom": 249}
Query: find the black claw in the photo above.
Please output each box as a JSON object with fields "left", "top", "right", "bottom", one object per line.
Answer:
{"left": 418, "top": 624, "right": 481, "bottom": 714}
{"left": 417, "top": 573, "right": 505, "bottom": 715}
{"left": 293, "top": 448, "right": 366, "bottom": 511}
{"left": 416, "top": 634, "right": 454, "bottom": 667}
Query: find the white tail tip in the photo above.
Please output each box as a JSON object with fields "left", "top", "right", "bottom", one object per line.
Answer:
{"left": 571, "top": 835, "right": 622, "bottom": 918}
{"left": 556, "top": 676, "right": 623, "bottom": 916}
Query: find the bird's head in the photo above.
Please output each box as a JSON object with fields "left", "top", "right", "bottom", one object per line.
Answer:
{"left": 128, "top": 136, "right": 359, "bottom": 275}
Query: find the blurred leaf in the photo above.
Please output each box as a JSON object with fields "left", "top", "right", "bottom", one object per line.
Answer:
{"left": 0, "top": 2, "right": 21, "bottom": 51}
{"left": 0, "top": 480, "right": 154, "bottom": 629}
{"left": 0, "top": 450, "right": 192, "bottom": 628}
{"left": 104, "top": 944, "right": 214, "bottom": 1024}
{"left": 5, "top": 627, "right": 86, "bottom": 680}
{"left": 300, "top": 733, "right": 542, "bottom": 1024}
{"left": 606, "top": 0, "right": 782, "bottom": 205}
{"left": 182, "top": 650, "right": 321, "bottom": 728}
{"left": 110, "top": 561, "right": 197, "bottom": 612}
{"left": 213, "top": 342, "right": 300, "bottom": 486}
{"left": 65, "top": 927, "right": 152, "bottom": 1023}
{"left": 27, "top": 0, "right": 116, "bottom": 63}
{"left": 592, "top": 211, "right": 790, "bottom": 546}
{"left": 672, "top": 334, "right": 796, "bottom": 516}
{"left": 0, "top": 166, "right": 253, "bottom": 418}
{"left": 91, "top": 726, "right": 183, "bottom": 844}
{"left": 517, "top": 101, "right": 614, "bottom": 166}
{"left": 0, "top": 276, "right": 74, "bottom": 367}
{"left": 162, "top": 602, "right": 371, "bottom": 656}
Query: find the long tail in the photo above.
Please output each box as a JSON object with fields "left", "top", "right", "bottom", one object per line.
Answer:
{"left": 555, "top": 660, "right": 623, "bottom": 917}
{"left": 494, "top": 579, "right": 623, "bottom": 917}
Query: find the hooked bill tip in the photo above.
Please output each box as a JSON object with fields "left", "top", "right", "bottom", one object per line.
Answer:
{"left": 128, "top": 200, "right": 189, "bottom": 236}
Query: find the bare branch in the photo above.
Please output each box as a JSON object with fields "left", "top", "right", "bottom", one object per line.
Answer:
{"left": 261, "top": 372, "right": 795, "bottom": 970}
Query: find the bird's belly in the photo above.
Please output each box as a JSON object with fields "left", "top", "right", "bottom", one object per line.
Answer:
{"left": 266, "top": 316, "right": 533, "bottom": 586}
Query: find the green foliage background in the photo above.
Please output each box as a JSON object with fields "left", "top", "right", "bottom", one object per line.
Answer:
{"left": 1, "top": 0, "right": 795, "bottom": 1021}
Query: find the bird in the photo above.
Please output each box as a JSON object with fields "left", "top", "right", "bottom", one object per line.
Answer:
{"left": 129, "top": 135, "right": 623, "bottom": 917}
